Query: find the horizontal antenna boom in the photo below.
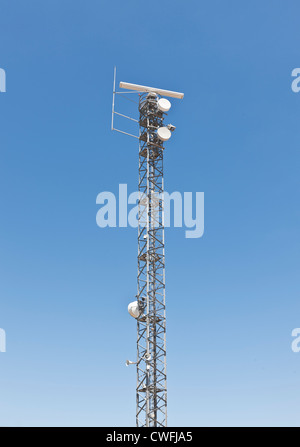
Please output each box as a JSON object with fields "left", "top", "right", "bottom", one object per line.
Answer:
{"left": 119, "top": 81, "right": 184, "bottom": 99}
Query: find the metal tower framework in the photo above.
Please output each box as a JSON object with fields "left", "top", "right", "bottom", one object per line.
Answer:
{"left": 136, "top": 93, "right": 167, "bottom": 427}
{"left": 111, "top": 74, "right": 183, "bottom": 428}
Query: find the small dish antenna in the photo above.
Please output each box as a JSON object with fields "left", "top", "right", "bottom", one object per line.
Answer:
{"left": 157, "top": 127, "right": 172, "bottom": 141}
{"left": 157, "top": 98, "right": 171, "bottom": 112}
{"left": 128, "top": 301, "right": 141, "bottom": 318}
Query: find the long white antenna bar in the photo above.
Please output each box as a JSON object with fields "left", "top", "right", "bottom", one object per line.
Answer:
{"left": 119, "top": 81, "right": 184, "bottom": 99}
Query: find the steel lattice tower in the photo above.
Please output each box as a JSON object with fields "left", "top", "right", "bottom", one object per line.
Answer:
{"left": 136, "top": 93, "right": 167, "bottom": 427}
{"left": 111, "top": 75, "right": 183, "bottom": 427}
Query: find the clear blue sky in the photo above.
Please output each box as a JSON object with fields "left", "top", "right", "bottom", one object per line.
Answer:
{"left": 0, "top": 0, "right": 300, "bottom": 427}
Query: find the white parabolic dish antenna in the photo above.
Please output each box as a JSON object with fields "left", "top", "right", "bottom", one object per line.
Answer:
{"left": 157, "top": 98, "right": 171, "bottom": 112}
{"left": 157, "top": 127, "right": 171, "bottom": 141}
{"left": 128, "top": 301, "right": 140, "bottom": 319}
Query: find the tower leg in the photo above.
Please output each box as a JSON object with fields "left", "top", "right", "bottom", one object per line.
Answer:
{"left": 136, "top": 93, "right": 167, "bottom": 427}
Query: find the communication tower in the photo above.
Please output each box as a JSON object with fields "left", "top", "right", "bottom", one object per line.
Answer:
{"left": 112, "top": 70, "right": 183, "bottom": 427}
